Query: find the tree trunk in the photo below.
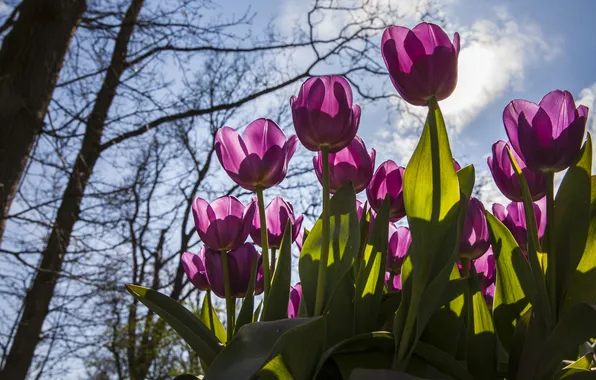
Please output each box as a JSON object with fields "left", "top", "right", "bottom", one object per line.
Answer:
{"left": 0, "top": 0, "right": 144, "bottom": 378}
{"left": 0, "top": 0, "right": 86, "bottom": 245}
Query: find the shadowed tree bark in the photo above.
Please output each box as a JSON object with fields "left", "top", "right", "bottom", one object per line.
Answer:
{"left": 0, "top": 0, "right": 144, "bottom": 378}
{"left": 0, "top": 0, "right": 87, "bottom": 246}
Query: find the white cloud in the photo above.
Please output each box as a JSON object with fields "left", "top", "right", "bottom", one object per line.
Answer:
{"left": 376, "top": 6, "right": 558, "bottom": 164}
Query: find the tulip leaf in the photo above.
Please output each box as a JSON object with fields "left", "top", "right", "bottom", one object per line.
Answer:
{"left": 204, "top": 317, "right": 325, "bottom": 380}
{"left": 377, "top": 292, "right": 402, "bottom": 330}
{"left": 556, "top": 135, "right": 592, "bottom": 315}
{"left": 507, "top": 307, "right": 545, "bottom": 380}
{"left": 413, "top": 341, "right": 474, "bottom": 380}
{"left": 355, "top": 197, "right": 390, "bottom": 334}
{"left": 259, "top": 354, "right": 293, "bottom": 380}
{"left": 173, "top": 375, "right": 201, "bottom": 380}
{"left": 421, "top": 264, "right": 465, "bottom": 356}
{"left": 393, "top": 100, "right": 463, "bottom": 368}
{"left": 200, "top": 291, "right": 226, "bottom": 344}
{"left": 554, "top": 353, "right": 594, "bottom": 379}
{"left": 349, "top": 368, "right": 427, "bottom": 380}
{"left": 535, "top": 303, "right": 596, "bottom": 379}
{"left": 262, "top": 223, "right": 292, "bottom": 321}
{"left": 299, "top": 183, "right": 359, "bottom": 316}
{"left": 465, "top": 265, "right": 497, "bottom": 379}
{"left": 323, "top": 270, "right": 355, "bottom": 347}
{"left": 254, "top": 300, "right": 263, "bottom": 321}
{"left": 506, "top": 148, "right": 552, "bottom": 327}
{"left": 235, "top": 249, "right": 260, "bottom": 333}
{"left": 125, "top": 284, "right": 222, "bottom": 366}
{"left": 486, "top": 211, "right": 535, "bottom": 352}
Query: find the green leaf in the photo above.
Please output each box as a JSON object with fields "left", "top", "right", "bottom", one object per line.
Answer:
{"left": 204, "top": 317, "right": 325, "bottom": 380}
{"left": 556, "top": 135, "right": 592, "bottom": 315}
{"left": 486, "top": 211, "right": 535, "bottom": 352}
{"left": 506, "top": 148, "right": 552, "bottom": 327}
{"left": 413, "top": 341, "right": 474, "bottom": 380}
{"left": 173, "top": 375, "right": 201, "bottom": 380}
{"left": 200, "top": 291, "right": 226, "bottom": 344}
{"left": 299, "top": 183, "right": 360, "bottom": 316}
{"left": 535, "top": 303, "right": 596, "bottom": 379}
{"left": 563, "top": 180, "right": 596, "bottom": 314}
{"left": 323, "top": 270, "right": 355, "bottom": 347}
{"left": 555, "top": 353, "right": 594, "bottom": 379}
{"left": 465, "top": 265, "right": 497, "bottom": 379}
{"left": 377, "top": 292, "right": 401, "bottom": 330}
{"left": 254, "top": 300, "right": 263, "bottom": 322}
{"left": 355, "top": 197, "right": 390, "bottom": 334}
{"left": 259, "top": 354, "right": 293, "bottom": 380}
{"left": 235, "top": 249, "right": 260, "bottom": 333}
{"left": 125, "top": 285, "right": 221, "bottom": 366}
{"left": 393, "top": 99, "right": 463, "bottom": 368}
{"left": 262, "top": 223, "right": 292, "bottom": 321}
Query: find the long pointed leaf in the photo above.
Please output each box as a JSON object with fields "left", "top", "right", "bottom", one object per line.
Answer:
{"left": 262, "top": 223, "right": 293, "bottom": 321}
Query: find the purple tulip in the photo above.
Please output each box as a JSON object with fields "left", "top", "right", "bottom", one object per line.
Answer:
{"left": 204, "top": 243, "right": 264, "bottom": 298}
{"left": 381, "top": 22, "right": 460, "bottom": 106}
{"left": 474, "top": 248, "right": 496, "bottom": 307}
{"left": 215, "top": 118, "right": 298, "bottom": 191}
{"left": 385, "top": 272, "right": 402, "bottom": 292}
{"left": 366, "top": 160, "right": 406, "bottom": 222}
{"left": 386, "top": 224, "right": 412, "bottom": 274}
{"left": 313, "top": 135, "right": 376, "bottom": 193}
{"left": 250, "top": 196, "right": 304, "bottom": 249}
{"left": 182, "top": 249, "right": 210, "bottom": 291}
{"left": 503, "top": 90, "right": 588, "bottom": 173}
{"left": 459, "top": 197, "right": 490, "bottom": 260}
{"left": 492, "top": 198, "right": 546, "bottom": 252}
{"left": 192, "top": 196, "right": 256, "bottom": 251}
{"left": 453, "top": 159, "right": 462, "bottom": 171}
{"left": 287, "top": 282, "right": 302, "bottom": 318}
{"left": 290, "top": 76, "right": 361, "bottom": 153}
{"left": 487, "top": 140, "right": 546, "bottom": 202}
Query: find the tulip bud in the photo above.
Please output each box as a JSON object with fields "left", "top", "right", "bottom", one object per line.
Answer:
{"left": 366, "top": 160, "right": 406, "bottom": 222}
{"left": 492, "top": 198, "right": 546, "bottom": 252}
{"left": 313, "top": 135, "right": 376, "bottom": 193}
{"left": 192, "top": 196, "right": 255, "bottom": 251}
{"left": 291, "top": 76, "right": 361, "bottom": 152}
{"left": 287, "top": 282, "right": 302, "bottom": 318}
{"left": 385, "top": 272, "right": 402, "bottom": 292}
{"left": 181, "top": 249, "right": 210, "bottom": 291}
{"left": 204, "top": 243, "right": 264, "bottom": 299}
{"left": 503, "top": 90, "right": 588, "bottom": 173}
{"left": 386, "top": 224, "right": 412, "bottom": 274}
{"left": 250, "top": 196, "right": 303, "bottom": 249}
{"left": 459, "top": 198, "right": 490, "bottom": 260}
{"left": 487, "top": 140, "right": 546, "bottom": 202}
{"left": 382, "top": 22, "right": 460, "bottom": 106}
{"left": 215, "top": 119, "right": 298, "bottom": 191}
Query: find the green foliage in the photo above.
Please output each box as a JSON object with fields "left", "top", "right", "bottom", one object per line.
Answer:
{"left": 262, "top": 223, "right": 293, "bottom": 321}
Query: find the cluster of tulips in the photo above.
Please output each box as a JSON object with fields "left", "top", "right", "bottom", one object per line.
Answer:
{"left": 127, "top": 22, "right": 595, "bottom": 380}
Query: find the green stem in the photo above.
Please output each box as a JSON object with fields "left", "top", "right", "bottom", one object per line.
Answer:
{"left": 221, "top": 250, "right": 234, "bottom": 342}
{"left": 270, "top": 248, "right": 277, "bottom": 276}
{"left": 256, "top": 186, "right": 271, "bottom": 300}
{"left": 461, "top": 257, "right": 473, "bottom": 333}
{"left": 546, "top": 172, "right": 557, "bottom": 322}
{"left": 206, "top": 290, "right": 215, "bottom": 333}
{"left": 314, "top": 146, "right": 331, "bottom": 316}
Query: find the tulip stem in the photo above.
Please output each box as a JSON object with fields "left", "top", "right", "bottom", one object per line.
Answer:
{"left": 221, "top": 250, "right": 235, "bottom": 342}
{"left": 546, "top": 172, "right": 557, "bottom": 322}
{"left": 206, "top": 290, "right": 215, "bottom": 334}
{"left": 314, "top": 146, "right": 331, "bottom": 316}
{"left": 270, "top": 248, "right": 277, "bottom": 276}
{"left": 256, "top": 186, "right": 271, "bottom": 301}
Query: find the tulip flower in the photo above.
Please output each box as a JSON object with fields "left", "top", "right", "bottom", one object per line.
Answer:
{"left": 204, "top": 243, "right": 264, "bottom": 298}
{"left": 287, "top": 282, "right": 302, "bottom": 318}
{"left": 192, "top": 196, "right": 255, "bottom": 251}
{"left": 181, "top": 249, "right": 210, "bottom": 291}
{"left": 487, "top": 140, "right": 546, "bottom": 202}
{"left": 313, "top": 135, "right": 376, "bottom": 193}
{"left": 290, "top": 75, "right": 361, "bottom": 153}
{"left": 250, "top": 196, "right": 304, "bottom": 249}
{"left": 474, "top": 248, "right": 496, "bottom": 306}
{"left": 381, "top": 22, "right": 460, "bottom": 106}
{"left": 386, "top": 224, "right": 412, "bottom": 274}
{"left": 503, "top": 90, "right": 588, "bottom": 173}
{"left": 385, "top": 272, "right": 402, "bottom": 292}
{"left": 459, "top": 197, "right": 490, "bottom": 260}
{"left": 492, "top": 198, "right": 546, "bottom": 252}
{"left": 215, "top": 118, "right": 298, "bottom": 191}
{"left": 366, "top": 160, "right": 406, "bottom": 222}
{"left": 453, "top": 159, "right": 462, "bottom": 171}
